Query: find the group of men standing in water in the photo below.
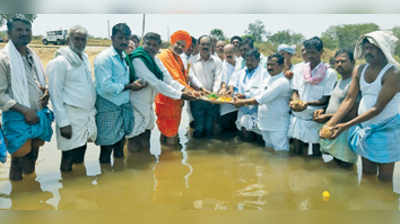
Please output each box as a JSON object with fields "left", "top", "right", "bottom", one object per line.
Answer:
{"left": 0, "top": 15, "right": 399, "bottom": 185}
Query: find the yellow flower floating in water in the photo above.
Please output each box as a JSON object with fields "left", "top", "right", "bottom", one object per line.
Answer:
{"left": 322, "top": 190, "right": 330, "bottom": 201}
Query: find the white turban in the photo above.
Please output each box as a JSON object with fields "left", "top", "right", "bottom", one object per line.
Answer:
{"left": 354, "top": 30, "right": 400, "bottom": 68}
{"left": 277, "top": 44, "right": 296, "bottom": 55}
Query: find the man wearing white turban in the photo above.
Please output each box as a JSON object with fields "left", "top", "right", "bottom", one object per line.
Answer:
{"left": 324, "top": 30, "right": 400, "bottom": 182}
{"left": 278, "top": 44, "right": 296, "bottom": 79}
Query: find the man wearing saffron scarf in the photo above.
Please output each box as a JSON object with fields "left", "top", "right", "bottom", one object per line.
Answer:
{"left": 125, "top": 32, "right": 196, "bottom": 152}
{"left": 288, "top": 37, "right": 337, "bottom": 157}
{"left": 155, "top": 30, "right": 198, "bottom": 146}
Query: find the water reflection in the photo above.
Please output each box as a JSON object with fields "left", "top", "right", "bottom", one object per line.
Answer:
{"left": 0, "top": 107, "right": 399, "bottom": 213}
{"left": 1, "top": 175, "right": 54, "bottom": 210}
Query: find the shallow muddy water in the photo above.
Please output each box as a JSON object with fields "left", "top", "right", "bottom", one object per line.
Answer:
{"left": 0, "top": 107, "right": 399, "bottom": 223}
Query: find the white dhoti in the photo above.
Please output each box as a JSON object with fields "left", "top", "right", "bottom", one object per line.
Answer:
{"left": 261, "top": 130, "right": 289, "bottom": 151}
{"left": 126, "top": 91, "right": 155, "bottom": 138}
{"left": 55, "top": 105, "right": 97, "bottom": 151}
{"left": 235, "top": 110, "right": 261, "bottom": 135}
{"left": 288, "top": 115, "right": 321, "bottom": 144}
{"left": 288, "top": 115, "right": 322, "bottom": 154}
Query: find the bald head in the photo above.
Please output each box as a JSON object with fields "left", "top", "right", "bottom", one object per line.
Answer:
{"left": 224, "top": 44, "right": 234, "bottom": 52}
{"left": 224, "top": 44, "right": 236, "bottom": 65}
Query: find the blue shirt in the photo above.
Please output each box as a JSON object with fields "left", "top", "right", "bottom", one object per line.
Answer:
{"left": 94, "top": 47, "right": 130, "bottom": 106}
{"left": 233, "top": 66, "right": 257, "bottom": 94}
{"left": 243, "top": 68, "right": 257, "bottom": 84}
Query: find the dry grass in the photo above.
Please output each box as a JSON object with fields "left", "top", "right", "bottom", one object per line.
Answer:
{"left": 0, "top": 41, "right": 339, "bottom": 73}
{"left": 0, "top": 42, "right": 106, "bottom": 70}
{"left": 30, "top": 39, "right": 112, "bottom": 47}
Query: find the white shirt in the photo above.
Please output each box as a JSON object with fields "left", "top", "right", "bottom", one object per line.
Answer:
{"left": 47, "top": 52, "right": 96, "bottom": 128}
{"left": 180, "top": 53, "right": 194, "bottom": 71}
{"left": 132, "top": 57, "right": 183, "bottom": 101}
{"left": 235, "top": 56, "right": 244, "bottom": 71}
{"left": 127, "top": 57, "right": 185, "bottom": 138}
{"left": 189, "top": 54, "right": 222, "bottom": 92}
{"left": 216, "top": 60, "right": 237, "bottom": 116}
{"left": 234, "top": 65, "right": 268, "bottom": 132}
{"left": 212, "top": 53, "right": 223, "bottom": 64}
{"left": 234, "top": 65, "right": 268, "bottom": 98}
{"left": 220, "top": 60, "right": 236, "bottom": 87}
{"left": 291, "top": 62, "right": 337, "bottom": 120}
{"left": 255, "top": 72, "right": 291, "bottom": 131}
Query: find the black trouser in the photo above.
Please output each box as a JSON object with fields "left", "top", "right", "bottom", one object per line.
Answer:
{"left": 218, "top": 111, "right": 238, "bottom": 132}
{"left": 291, "top": 138, "right": 321, "bottom": 156}
{"left": 60, "top": 144, "right": 87, "bottom": 172}
{"left": 99, "top": 138, "right": 125, "bottom": 164}
{"left": 190, "top": 101, "right": 219, "bottom": 138}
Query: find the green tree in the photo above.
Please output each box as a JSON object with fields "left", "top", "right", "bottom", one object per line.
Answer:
{"left": 245, "top": 20, "right": 269, "bottom": 42}
{"left": 336, "top": 23, "right": 379, "bottom": 49}
{"left": 210, "top": 28, "right": 225, "bottom": 41}
{"left": 392, "top": 26, "right": 400, "bottom": 57}
{"left": 320, "top": 26, "right": 338, "bottom": 49}
{"left": 392, "top": 26, "right": 400, "bottom": 38}
{"left": 240, "top": 34, "right": 255, "bottom": 42}
{"left": 0, "top": 14, "right": 37, "bottom": 27}
{"left": 321, "top": 23, "right": 379, "bottom": 50}
{"left": 267, "top": 30, "right": 304, "bottom": 45}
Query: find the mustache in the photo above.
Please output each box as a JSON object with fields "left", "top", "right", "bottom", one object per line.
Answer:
{"left": 202, "top": 48, "right": 209, "bottom": 51}
{"left": 365, "top": 53, "right": 374, "bottom": 58}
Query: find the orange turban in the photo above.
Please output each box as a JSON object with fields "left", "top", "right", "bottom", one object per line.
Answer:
{"left": 170, "top": 30, "right": 192, "bottom": 50}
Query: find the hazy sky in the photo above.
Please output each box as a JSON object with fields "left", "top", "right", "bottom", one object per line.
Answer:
{"left": 30, "top": 14, "right": 400, "bottom": 41}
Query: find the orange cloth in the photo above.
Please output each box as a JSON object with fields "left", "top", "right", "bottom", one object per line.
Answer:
{"left": 170, "top": 30, "right": 192, "bottom": 51}
{"left": 155, "top": 49, "right": 191, "bottom": 137}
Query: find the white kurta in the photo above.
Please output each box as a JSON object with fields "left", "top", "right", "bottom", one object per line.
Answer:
{"left": 288, "top": 62, "right": 337, "bottom": 144}
{"left": 255, "top": 73, "right": 291, "bottom": 132}
{"left": 255, "top": 72, "right": 291, "bottom": 151}
{"left": 180, "top": 53, "right": 196, "bottom": 122}
{"left": 180, "top": 53, "right": 195, "bottom": 71}
{"left": 126, "top": 57, "right": 184, "bottom": 138}
{"left": 234, "top": 65, "right": 268, "bottom": 133}
{"left": 219, "top": 61, "right": 238, "bottom": 116}
{"left": 46, "top": 49, "right": 97, "bottom": 151}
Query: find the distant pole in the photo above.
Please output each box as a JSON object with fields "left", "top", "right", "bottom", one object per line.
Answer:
{"left": 141, "top": 14, "right": 146, "bottom": 38}
{"left": 107, "top": 20, "right": 110, "bottom": 39}
{"left": 167, "top": 26, "right": 170, "bottom": 41}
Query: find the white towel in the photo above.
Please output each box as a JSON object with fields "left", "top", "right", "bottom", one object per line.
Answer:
{"left": 4, "top": 40, "right": 46, "bottom": 107}
{"left": 354, "top": 30, "right": 400, "bottom": 68}
{"left": 55, "top": 47, "right": 87, "bottom": 68}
